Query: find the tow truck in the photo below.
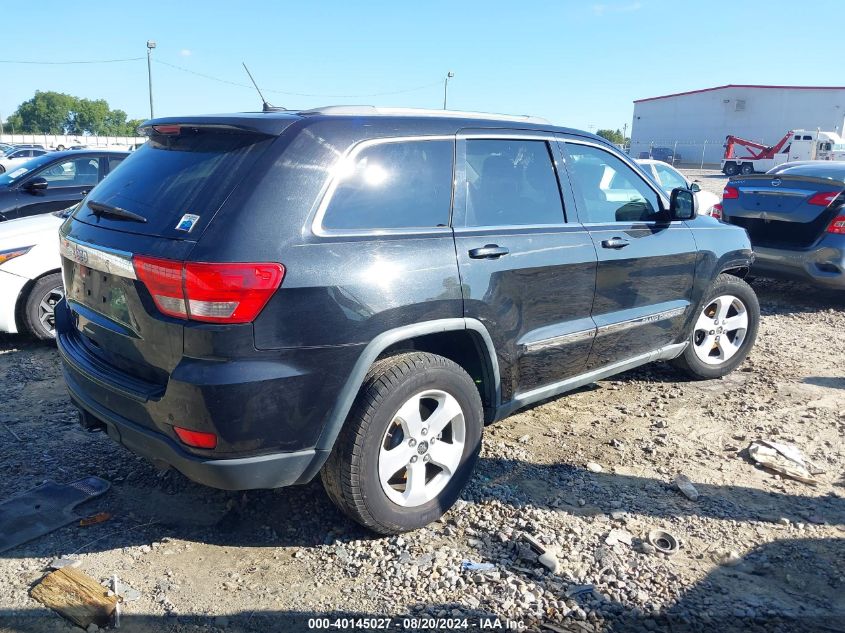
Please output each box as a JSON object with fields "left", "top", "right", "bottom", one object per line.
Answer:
{"left": 721, "top": 129, "right": 845, "bottom": 175}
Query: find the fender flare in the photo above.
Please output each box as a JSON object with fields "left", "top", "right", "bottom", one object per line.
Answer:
{"left": 308, "top": 318, "right": 500, "bottom": 466}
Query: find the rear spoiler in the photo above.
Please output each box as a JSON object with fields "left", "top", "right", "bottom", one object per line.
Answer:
{"left": 138, "top": 113, "right": 301, "bottom": 137}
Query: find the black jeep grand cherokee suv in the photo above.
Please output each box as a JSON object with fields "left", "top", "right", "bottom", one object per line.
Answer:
{"left": 56, "top": 106, "right": 758, "bottom": 533}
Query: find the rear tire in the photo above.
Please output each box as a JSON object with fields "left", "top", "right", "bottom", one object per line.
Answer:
{"left": 722, "top": 162, "right": 739, "bottom": 176}
{"left": 23, "top": 273, "right": 64, "bottom": 340}
{"left": 673, "top": 274, "right": 759, "bottom": 380}
{"left": 321, "top": 352, "right": 483, "bottom": 534}
{"left": 740, "top": 163, "right": 755, "bottom": 175}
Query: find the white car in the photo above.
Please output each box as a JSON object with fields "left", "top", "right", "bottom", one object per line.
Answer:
{"left": 0, "top": 147, "right": 49, "bottom": 174}
{"left": 636, "top": 159, "right": 720, "bottom": 215}
{"left": 0, "top": 209, "right": 66, "bottom": 339}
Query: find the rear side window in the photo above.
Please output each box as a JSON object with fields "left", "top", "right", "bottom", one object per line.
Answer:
{"left": 464, "top": 139, "right": 564, "bottom": 226}
{"left": 321, "top": 139, "right": 453, "bottom": 230}
{"left": 107, "top": 157, "right": 125, "bottom": 173}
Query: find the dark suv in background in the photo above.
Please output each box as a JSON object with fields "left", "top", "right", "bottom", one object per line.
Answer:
{"left": 55, "top": 107, "right": 758, "bottom": 533}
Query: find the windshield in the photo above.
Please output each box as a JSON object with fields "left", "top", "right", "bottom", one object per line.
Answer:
{"left": 0, "top": 153, "right": 61, "bottom": 186}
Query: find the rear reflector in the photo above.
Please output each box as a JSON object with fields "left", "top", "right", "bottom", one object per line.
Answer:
{"left": 827, "top": 215, "right": 845, "bottom": 235}
{"left": 808, "top": 191, "right": 840, "bottom": 207}
{"left": 722, "top": 186, "right": 739, "bottom": 200}
{"left": 133, "top": 256, "right": 284, "bottom": 323}
{"left": 173, "top": 426, "right": 217, "bottom": 449}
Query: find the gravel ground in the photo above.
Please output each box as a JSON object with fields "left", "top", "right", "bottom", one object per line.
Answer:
{"left": 1, "top": 171, "right": 844, "bottom": 632}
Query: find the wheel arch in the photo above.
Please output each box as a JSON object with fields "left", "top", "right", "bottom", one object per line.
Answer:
{"left": 309, "top": 319, "right": 500, "bottom": 472}
{"left": 14, "top": 268, "right": 62, "bottom": 332}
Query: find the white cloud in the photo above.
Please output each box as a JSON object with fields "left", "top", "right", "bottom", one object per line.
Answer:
{"left": 592, "top": 2, "right": 642, "bottom": 16}
{"left": 180, "top": 49, "right": 192, "bottom": 57}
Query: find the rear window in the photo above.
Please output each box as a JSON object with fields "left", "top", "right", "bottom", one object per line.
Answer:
{"left": 776, "top": 165, "right": 845, "bottom": 182}
{"left": 73, "top": 127, "right": 274, "bottom": 237}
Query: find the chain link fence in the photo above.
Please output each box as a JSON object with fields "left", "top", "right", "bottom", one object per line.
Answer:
{"left": 0, "top": 133, "right": 145, "bottom": 150}
{"left": 626, "top": 140, "right": 727, "bottom": 169}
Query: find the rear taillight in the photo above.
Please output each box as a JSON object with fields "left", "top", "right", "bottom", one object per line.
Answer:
{"left": 808, "top": 191, "right": 840, "bottom": 207}
{"left": 133, "top": 256, "right": 284, "bottom": 323}
{"left": 722, "top": 186, "right": 739, "bottom": 200}
{"left": 711, "top": 203, "right": 723, "bottom": 220}
{"left": 827, "top": 215, "right": 845, "bottom": 234}
{"left": 173, "top": 426, "right": 217, "bottom": 449}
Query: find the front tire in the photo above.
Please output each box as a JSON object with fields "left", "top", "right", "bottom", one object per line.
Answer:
{"left": 673, "top": 274, "right": 760, "bottom": 380}
{"left": 23, "top": 273, "right": 64, "bottom": 340}
{"left": 321, "top": 352, "right": 483, "bottom": 534}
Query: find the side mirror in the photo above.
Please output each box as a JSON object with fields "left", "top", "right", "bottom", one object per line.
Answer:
{"left": 670, "top": 187, "right": 697, "bottom": 220}
{"left": 25, "top": 177, "right": 48, "bottom": 191}
{"left": 689, "top": 182, "right": 701, "bottom": 193}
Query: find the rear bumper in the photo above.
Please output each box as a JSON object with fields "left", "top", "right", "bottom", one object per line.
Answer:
{"left": 0, "top": 270, "right": 28, "bottom": 334}
{"left": 752, "top": 239, "right": 845, "bottom": 289}
{"left": 65, "top": 366, "right": 327, "bottom": 490}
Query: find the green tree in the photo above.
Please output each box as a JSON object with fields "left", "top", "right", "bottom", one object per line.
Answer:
{"left": 8, "top": 91, "right": 77, "bottom": 134}
{"left": 596, "top": 128, "right": 630, "bottom": 145}
{"left": 8, "top": 91, "right": 141, "bottom": 136}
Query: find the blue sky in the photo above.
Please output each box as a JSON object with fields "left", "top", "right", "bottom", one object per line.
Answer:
{"left": 1, "top": 0, "right": 842, "bottom": 132}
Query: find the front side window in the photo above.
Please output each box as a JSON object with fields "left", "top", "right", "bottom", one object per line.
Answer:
{"left": 322, "top": 139, "right": 453, "bottom": 231}
{"left": 565, "top": 143, "right": 661, "bottom": 223}
{"left": 653, "top": 163, "right": 688, "bottom": 192}
{"left": 464, "top": 139, "right": 564, "bottom": 227}
{"left": 40, "top": 157, "right": 100, "bottom": 187}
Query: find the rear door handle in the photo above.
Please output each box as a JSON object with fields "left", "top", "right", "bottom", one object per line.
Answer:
{"left": 468, "top": 244, "right": 510, "bottom": 259}
{"left": 601, "top": 237, "right": 630, "bottom": 249}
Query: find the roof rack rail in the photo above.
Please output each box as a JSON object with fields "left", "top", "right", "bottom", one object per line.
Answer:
{"left": 297, "top": 105, "right": 551, "bottom": 125}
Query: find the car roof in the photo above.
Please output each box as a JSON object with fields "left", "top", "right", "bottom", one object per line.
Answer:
{"left": 142, "top": 106, "right": 606, "bottom": 142}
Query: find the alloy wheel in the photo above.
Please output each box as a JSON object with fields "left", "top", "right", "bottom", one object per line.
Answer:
{"left": 38, "top": 286, "right": 64, "bottom": 337}
{"left": 378, "top": 389, "right": 466, "bottom": 507}
{"left": 692, "top": 294, "right": 748, "bottom": 365}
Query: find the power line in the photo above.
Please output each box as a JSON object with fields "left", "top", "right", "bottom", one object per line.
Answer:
{"left": 155, "top": 59, "right": 442, "bottom": 98}
{"left": 0, "top": 56, "right": 144, "bottom": 65}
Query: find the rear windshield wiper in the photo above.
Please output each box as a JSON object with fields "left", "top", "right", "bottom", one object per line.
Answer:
{"left": 87, "top": 200, "right": 148, "bottom": 223}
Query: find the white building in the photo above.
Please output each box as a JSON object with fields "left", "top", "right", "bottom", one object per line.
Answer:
{"left": 630, "top": 84, "right": 845, "bottom": 165}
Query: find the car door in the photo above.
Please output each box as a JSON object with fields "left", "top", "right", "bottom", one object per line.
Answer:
{"left": 14, "top": 155, "right": 102, "bottom": 218}
{"left": 453, "top": 131, "right": 598, "bottom": 402}
{"left": 561, "top": 138, "right": 697, "bottom": 370}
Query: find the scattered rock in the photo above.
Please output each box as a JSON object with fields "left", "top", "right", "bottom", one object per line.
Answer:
{"left": 674, "top": 473, "right": 700, "bottom": 501}
{"left": 586, "top": 462, "right": 603, "bottom": 473}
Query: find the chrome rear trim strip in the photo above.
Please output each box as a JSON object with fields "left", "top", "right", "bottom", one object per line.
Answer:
{"left": 60, "top": 236, "right": 137, "bottom": 280}
{"left": 522, "top": 328, "right": 596, "bottom": 353}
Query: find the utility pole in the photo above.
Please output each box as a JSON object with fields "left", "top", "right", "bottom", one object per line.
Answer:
{"left": 146, "top": 40, "right": 157, "bottom": 119}
{"left": 443, "top": 71, "right": 454, "bottom": 110}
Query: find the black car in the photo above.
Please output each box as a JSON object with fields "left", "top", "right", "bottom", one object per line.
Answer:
{"left": 0, "top": 150, "right": 128, "bottom": 221}
{"left": 55, "top": 107, "right": 758, "bottom": 533}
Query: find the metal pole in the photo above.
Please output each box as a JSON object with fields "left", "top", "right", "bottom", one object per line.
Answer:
{"left": 673, "top": 140, "right": 678, "bottom": 166}
{"left": 700, "top": 140, "right": 707, "bottom": 169}
{"left": 443, "top": 71, "right": 454, "bottom": 110}
{"left": 146, "top": 40, "right": 156, "bottom": 119}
